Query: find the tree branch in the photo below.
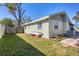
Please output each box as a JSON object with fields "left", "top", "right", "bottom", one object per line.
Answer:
{"left": 8, "top": 10, "right": 18, "bottom": 22}
{"left": 21, "top": 9, "right": 25, "bottom": 17}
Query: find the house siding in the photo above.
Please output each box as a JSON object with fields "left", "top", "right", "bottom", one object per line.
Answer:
{"left": 63, "top": 16, "right": 70, "bottom": 34}
{"left": 49, "top": 15, "right": 70, "bottom": 38}
{"left": 23, "top": 12, "right": 71, "bottom": 39}
{"left": 24, "top": 20, "right": 50, "bottom": 38}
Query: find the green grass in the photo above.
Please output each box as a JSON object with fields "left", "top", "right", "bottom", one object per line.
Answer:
{"left": 0, "top": 34, "right": 78, "bottom": 56}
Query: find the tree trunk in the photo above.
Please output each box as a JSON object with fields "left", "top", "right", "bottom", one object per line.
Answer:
{"left": 17, "top": 26, "right": 24, "bottom": 33}
{"left": 17, "top": 19, "right": 24, "bottom": 33}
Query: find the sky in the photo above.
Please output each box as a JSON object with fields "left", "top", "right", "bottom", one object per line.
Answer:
{"left": 0, "top": 3, "right": 79, "bottom": 25}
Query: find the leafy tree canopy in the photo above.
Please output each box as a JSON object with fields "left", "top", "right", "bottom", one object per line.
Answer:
{"left": 0, "top": 18, "right": 15, "bottom": 27}
{"left": 73, "top": 11, "right": 79, "bottom": 22}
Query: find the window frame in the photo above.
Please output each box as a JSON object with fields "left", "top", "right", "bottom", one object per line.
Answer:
{"left": 37, "top": 23, "right": 42, "bottom": 30}
{"left": 24, "top": 26, "right": 26, "bottom": 29}
{"left": 54, "top": 21, "right": 58, "bottom": 29}
{"left": 28, "top": 26, "right": 30, "bottom": 29}
{"left": 54, "top": 25, "right": 58, "bottom": 29}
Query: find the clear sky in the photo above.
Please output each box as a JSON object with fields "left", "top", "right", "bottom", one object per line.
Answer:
{"left": 0, "top": 3, "right": 79, "bottom": 24}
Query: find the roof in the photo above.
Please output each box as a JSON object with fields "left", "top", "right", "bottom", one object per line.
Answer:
{"left": 22, "top": 15, "right": 49, "bottom": 26}
{"left": 22, "top": 11, "right": 70, "bottom": 26}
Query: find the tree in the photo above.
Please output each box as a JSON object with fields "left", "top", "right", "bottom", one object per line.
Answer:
{"left": 22, "top": 16, "right": 32, "bottom": 23}
{"left": 73, "top": 11, "right": 79, "bottom": 55}
{"left": 0, "top": 18, "right": 14, "bottom": 27}
{"left": 6, "top": 3, "right": 25, "bottom": 33}
{"left": 0, "top": 3, "right": 26, "bottom": 33}
{"left": 73, "top": 11, "right": 79, "bottom": 23}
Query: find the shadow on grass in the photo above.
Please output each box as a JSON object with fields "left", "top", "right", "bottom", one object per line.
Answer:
{"left": 0, "top": 34, "right": 45, "bottom": 56}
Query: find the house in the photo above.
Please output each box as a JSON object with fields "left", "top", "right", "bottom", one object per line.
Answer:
{"left": 22, "top": 11, "right": 73, "bottom": 39}
{"left": 5, "top": 27, "right": 16, "bottom": 34}
{"left": 0, "top": 24, "right": 5, "bottom": 38}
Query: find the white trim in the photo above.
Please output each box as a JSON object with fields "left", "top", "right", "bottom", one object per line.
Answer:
{"left": 22, "top": 11, "right": 66, "bottom": 26}
{"left": 22, "top": 16, "right": 49, "bottom": 26}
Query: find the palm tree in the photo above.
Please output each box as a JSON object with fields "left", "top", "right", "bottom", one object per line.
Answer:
{"left": 73, "top": 11, "right": 79, "bottom": 24}
{"left": 73, "top": 11, "right": 79, "bottom": 55}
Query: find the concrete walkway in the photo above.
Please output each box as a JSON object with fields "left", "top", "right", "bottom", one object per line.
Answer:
{"left": 60, "top": 38, "right": 79, "bottom": 48}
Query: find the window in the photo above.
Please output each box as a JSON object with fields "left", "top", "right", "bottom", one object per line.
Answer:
{"left": 24, "top": 26, "right": 26, "bottom": 29}
{"left": 54, "top": 22, "right": 58, "bottom": 29}
{"left": 24, "top": 26, "right": 30, "bottom": 29}
{"left": 54, "top": 25, "right": 58, "bottom": 29}
{"left": 38, "top": 23, "right": 42, "bottom": 30}
{"left": 28, "top": 26, "right": 30, "bottom": 29}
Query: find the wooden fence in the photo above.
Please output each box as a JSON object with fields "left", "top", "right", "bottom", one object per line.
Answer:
{"left": 0, "top": 24, "right": 5, "bottom": 38}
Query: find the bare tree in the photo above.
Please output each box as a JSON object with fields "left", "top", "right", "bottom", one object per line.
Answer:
{"left": 0, "top": 3, "right": 26, "bottom": 33}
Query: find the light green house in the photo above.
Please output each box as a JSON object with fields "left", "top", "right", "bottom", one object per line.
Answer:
{"left": 22, "top": 11, "right": 71, "bottom": 39}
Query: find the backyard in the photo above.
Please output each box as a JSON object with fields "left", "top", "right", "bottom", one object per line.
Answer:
{"left": 0, "top": 33, "right": 78, "bottom": 56}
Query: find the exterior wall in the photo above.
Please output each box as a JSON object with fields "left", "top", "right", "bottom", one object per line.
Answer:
{"left": 23, "top": 14, "right": 70, "bottom": 39}
{"left": 24, "top": 20, "right": 49, "bottom": 38}
{"left": 5, "top": 27, "right": 16, "bottom": 34}
{"left": 63, "top": 16, "right": 70, "bottom": 34}
{"left": 0, "top": 24, "right": 5, "bottom": 38}
{"left": 49, "top": 15, "right": 70, "bottom": 38}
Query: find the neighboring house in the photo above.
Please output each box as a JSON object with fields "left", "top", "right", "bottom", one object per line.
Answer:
{"left": 5, "top": 27, "right": 16, "bottom": 34}
{"left": 22, "top": 11, "right": 73, "bottom": 39}
{"left": 0, "top": 24, "right": 5, "bottom": 38}
{"left": 5, "top": 21, "right": 18, "bottom": 34}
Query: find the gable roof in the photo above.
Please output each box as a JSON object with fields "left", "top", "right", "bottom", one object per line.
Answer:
{"left": 22, "top": 11, "right": 71, "bottom": 26}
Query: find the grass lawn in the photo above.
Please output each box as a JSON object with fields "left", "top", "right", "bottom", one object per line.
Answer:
{"left": 0, "top": 33, "right": 78, "bottom": 56}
